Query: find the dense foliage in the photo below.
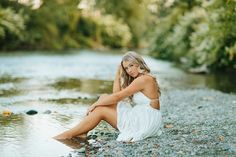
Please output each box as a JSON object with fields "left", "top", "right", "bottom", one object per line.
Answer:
{"left": 150, "top": 0, "right": 236, "bottom": 72}
{"left": 0, "top": 0, "right": 131, "bottom": 50}
{"left": 0, "top": 0, "right": 235, "bottom": 72}
{"left": 95, "top": 0, "right": 153, "bottom": 47}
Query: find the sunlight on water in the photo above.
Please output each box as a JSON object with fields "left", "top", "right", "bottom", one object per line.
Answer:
{"left": 0, "top": 114, "right": 83, "bottom": 157}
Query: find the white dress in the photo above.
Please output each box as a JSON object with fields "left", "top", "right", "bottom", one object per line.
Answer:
{"left": 116, "top": 92, "right": 162, "bottom": 142}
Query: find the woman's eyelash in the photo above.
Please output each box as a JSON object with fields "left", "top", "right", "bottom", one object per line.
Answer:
{"left": 124, "top": 64, "right": 133, "bottom": 70}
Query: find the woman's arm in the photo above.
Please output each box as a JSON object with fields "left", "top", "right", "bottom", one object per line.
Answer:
{"left": 92, "top": 76, "right": 147, "bottom": 107}
{"left": 113, "top": 65, "right": 121, "bottom": 93}
{"left": 87, "top": 65, "right": 122, "bottom": 115}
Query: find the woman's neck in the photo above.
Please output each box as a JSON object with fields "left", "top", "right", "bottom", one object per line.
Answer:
{"left": 136, "top": 72, "right": 148, "bottom": 78}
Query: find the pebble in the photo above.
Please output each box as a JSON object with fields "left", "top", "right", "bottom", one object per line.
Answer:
{"left": 77, "top": 147, "right": 85, "bottom": 153}
{"left": 164, "top": 124, "right": 173, "bottom": 128}
{"left": 218, "top": 135, "right": 224, "bottom": 141}
{"left": 2, "top": 109, "right": 12, "bottom": 117}
{"left": 74, "top": 89, "right": 236, "bottom": 157}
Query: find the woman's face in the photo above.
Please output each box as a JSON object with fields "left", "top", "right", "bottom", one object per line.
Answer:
{"left": 122, "top": 60, "right": 140, "bottom": 78}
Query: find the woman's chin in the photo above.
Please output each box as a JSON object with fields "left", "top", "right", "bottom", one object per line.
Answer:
{"left": 129, "top": 74, "right": 135, "bottom": 78}
{"left": 130, "top": 74, "right": 138, "bottom": 78}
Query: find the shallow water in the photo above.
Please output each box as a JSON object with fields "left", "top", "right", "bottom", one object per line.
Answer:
{"left": 0, "top": 50, "right": 235, "bottom": 157}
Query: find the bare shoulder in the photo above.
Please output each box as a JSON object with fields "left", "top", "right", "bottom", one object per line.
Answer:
{"left": 134, "top": 75, "right": 154, "bottom": 84}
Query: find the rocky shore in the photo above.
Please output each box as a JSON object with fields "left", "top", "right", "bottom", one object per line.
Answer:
{"left": 67, "top": 89, "right": 236, "bottom": 157}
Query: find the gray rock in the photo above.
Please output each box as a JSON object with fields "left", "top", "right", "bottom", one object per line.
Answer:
{"left": 26, "top": 110, "right": 38, "bottom": 115}
{"left": 43, "top": 110, "right": 52, "bottom": 114}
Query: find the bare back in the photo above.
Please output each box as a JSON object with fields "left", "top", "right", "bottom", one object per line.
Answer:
{"left": 139, "top": 74, "right": 160, "bottom": 109}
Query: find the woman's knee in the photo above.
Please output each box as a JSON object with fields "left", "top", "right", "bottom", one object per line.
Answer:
{"left": 99, "top": 94, "right": 108, "bottom": 99}
{"left": 93, "top": 106, "right": 115, "bottom": 119}
{"left": 92, "top": 106, "right": 106, "bottom": 118}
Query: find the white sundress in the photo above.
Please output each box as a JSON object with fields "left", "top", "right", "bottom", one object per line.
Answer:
{"left": 116, "top": 92, "right": 162, "bottom": 142}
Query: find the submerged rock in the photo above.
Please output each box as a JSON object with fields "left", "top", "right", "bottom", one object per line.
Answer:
{"left": 43, "top": 110, "right": 52, "bottom": 114}
{"left": 26, "top": 110, "right": 38, "bottom": 115}
{"left": 2, "top": 109, "right": 12, "bottom": 117}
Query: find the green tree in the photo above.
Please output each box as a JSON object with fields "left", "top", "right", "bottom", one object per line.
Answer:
{"left": 95, "top": 0, "right": 152, "bottom": 47}
{"left": 189, "top": 0, "right": 236, "bottom": 71}
{"left": 150, "top": 0, "right": 236, "bottom": 72}
{"left": 0, "top": 1, "right": 26, "bottom": 50}
{"left": 23, "top": 0, "right": 81, "bottom": 50}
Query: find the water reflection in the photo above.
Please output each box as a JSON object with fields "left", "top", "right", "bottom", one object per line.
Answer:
{"left": 0, "top": 76, "right": 27, "bottom": 97}
{"left": 160, "top": 72, "right": 236, "bottom": 94}
{"left": 204, "top": 73, "right": 236, "bottom": 93}
{"left": 0, "top": 75, "right": 27, "bottom": 84}
{"left": 52, "top": 78, "right": 113, "bottom": 94}
{"left": 0, "top": 114, "right": 83, "bottom": 157}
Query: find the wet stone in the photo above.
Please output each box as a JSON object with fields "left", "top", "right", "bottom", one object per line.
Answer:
{"left": 26, "top": 110, "right": 38, "bottom": 115}
{"left": 77, "top": 147, "right": 85, "bottom": 153}
{"left": 43, "top": 110, "right": 52, "bottom": 114}
{"left": 88, "top": 135, "right": 97, "bottom": 139}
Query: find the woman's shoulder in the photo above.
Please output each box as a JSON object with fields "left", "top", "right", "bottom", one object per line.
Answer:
{"left": 135, "top": 74, "right": 155, "bottom": 83}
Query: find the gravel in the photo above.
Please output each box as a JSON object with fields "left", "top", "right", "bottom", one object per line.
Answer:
{"left": 73, "top": 89, "right": 236, "bottom": 157}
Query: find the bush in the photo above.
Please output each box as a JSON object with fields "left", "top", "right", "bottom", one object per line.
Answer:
{"left": 0, "top": 8, "right": 25, "bottom": 49}
{"left": 150, "top": 0, "right": 236, "bottom": 72}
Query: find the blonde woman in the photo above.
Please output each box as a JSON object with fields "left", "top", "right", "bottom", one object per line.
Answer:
{"left": 54, "top": 51, "right": 162, "bottom": 142}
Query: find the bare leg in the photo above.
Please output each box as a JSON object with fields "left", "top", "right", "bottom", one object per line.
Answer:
{"left": 53, "top": 104, "right": 117, "bottom": 140}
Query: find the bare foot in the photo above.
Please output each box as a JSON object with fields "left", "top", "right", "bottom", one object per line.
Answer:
{"left": 53, "top": 132, "right": 72, "bottom": 140}
{"left": 73, "top": 134, "right": 87, "bottom": 142}
{"left": 76, "top": 134, "right": 87, "bottom": 139}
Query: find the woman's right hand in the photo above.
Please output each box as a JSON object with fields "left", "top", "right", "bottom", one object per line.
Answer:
{"left": 86, "top": 105, "right": 96, "bottom": 115}
{"left": 86, "top": 94, "right": 108, "bottom": 115}
{"left": 99, "top": 93, "right": 109, "bottom": 99}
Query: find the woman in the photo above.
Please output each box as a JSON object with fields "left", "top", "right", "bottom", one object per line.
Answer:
{"left": 53, "top": 51, "right": 162, "bottom": 142}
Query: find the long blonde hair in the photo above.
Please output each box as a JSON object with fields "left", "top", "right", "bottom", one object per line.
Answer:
{"left": 120, "top": 51, "right": 161, "bottom": 98}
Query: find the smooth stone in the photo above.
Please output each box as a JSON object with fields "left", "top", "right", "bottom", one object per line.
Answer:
{"left": 43, "top": 110, "right": 51, "bottom": 114}
{"left": 77, "top": 147, "right": 85, "bottom": 153}
{"left": 2, "top": 110, "right": 13, "bottom": 117}
{"left": 26, "top": 110, "right": 38, "bottom": 115}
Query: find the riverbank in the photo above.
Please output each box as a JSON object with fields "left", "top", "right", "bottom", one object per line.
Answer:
{"left": 73, "top": 88, "right": 236, "bottom": 157}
